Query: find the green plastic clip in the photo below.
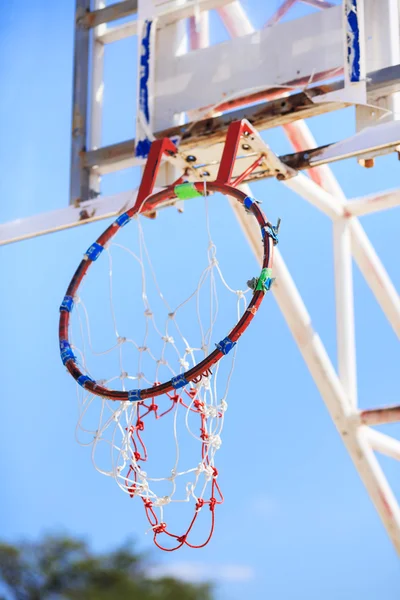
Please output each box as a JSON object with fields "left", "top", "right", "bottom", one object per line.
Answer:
{"left": 256, "top": 268, "right": 275, "bottom": 292}
{"left": 174, "top": 182, "right": 202, "bottom": 200}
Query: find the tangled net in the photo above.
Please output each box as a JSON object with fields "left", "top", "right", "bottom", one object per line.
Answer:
{"left": 69, "top": 195, "right": 250, "bottom": 549}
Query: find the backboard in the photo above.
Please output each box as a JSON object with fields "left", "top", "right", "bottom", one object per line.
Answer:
{"left": 79, "top": 0, "right": 400, "bottom": 209}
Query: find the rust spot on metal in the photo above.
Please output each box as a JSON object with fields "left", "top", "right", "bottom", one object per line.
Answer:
{"left": 79, "top": 208, "right": 96, "bottom": 221}
{"left": 80, "top": 0, "right": 138, "bottom": 29}
{"left": 379, "top": 491, "right": 393, "bottom": 518}
{"left": 143, "top": 211, "right": 157, "bottom": 220}
{"left": 72, "top": 105, "right": 84, "bottom": 137}
{"left": 85, "top": 11, "right": 96, "bottom": 28}
{"left": 359, "top": 158, "right": 375, "bottom": 168}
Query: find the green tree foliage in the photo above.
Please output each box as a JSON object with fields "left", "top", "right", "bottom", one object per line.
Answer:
{"left": 0, "top": 535, "right": 213, "bottom": 600}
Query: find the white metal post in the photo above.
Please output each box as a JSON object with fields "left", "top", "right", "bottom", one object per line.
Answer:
{"left": 89, "top": 0, "right": 106, "bottom": 196}
{"left": 283, "top": 121, "right": 358, "bottom": 409}
{"left": 188, "top": 8, "right": 209, "bottom": 49}
{"left": 70, "top": 0, "right": 92, "bottom": 205}
{"left": 333, "top": 219, "right": 358, "bottom": 408}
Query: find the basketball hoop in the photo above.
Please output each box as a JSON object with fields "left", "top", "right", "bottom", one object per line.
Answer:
{"left": 59, "top": 120, "right": 279, "bottom": 550}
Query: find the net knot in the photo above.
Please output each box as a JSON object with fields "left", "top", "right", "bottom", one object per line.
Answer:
{"left": 134, "top": 451, "right": 141, "bottom": 461}
{"left": 117, "top": 336, "right": 126, "bottom": 345}
{"left": 219, "top": 400, "right": 228, "bottom": 412}
{"left": 136, "top": 372, "right": 145, "bottom": 380}
{"left": 154, "top": 496, "right": 171, "bottom": 507}
{"left": 144, "top": 499, "right": 153, "bottom": 509}
{"left": 137, "top": 479, "right": 149, "bottom": 494}
{"left": 200, "top": 429, "right": 208, "bottom": 441}
{"left": 195, "top": 498, "right": 205, "bottom": 511}
{"left": 179, "top": 358, "right": 189, "bottom": 369}
{"left": 195, "top": 462, "right": 206, "bottom": 476}
{"left": 154, "top": 522, "right": 167, "bottom": 535}
{"left": 120, "top": 371, "right": 128, "bottom": 379}
{"left": 177, "top": 534, "right": 187, "bottom": 543}
{"left": 236, "top": 290, "right": 245, "bottom": 299}
{"left": 171, "top": 394, "right": 180, "bottom": 403}
{"left": 162, "top": 335, "right": 174, "bottom": 343}
{"left": 204, "top": 465, "right": 214, "bottom": 479}
{"left": 157, "top": 359, "right": 167, "bottom": 365}
{"left": 193, "top": 399, "right": 203, "bottom": 409}
{"left": 150, "top": 402, "right": 158, "bottom": 412}
{"left": 144, "top": 309, "right": 153, "bottom": 317}
{"left": 168, "top": 312, "right": 175, "bottom": 319}
{"left": 207, "top": 434, "right": 222, "bottom": 449}
{"left": 203, "top": 405, "right": 218, "bottom": 418}
{"left": 127, "top": 484, "right": 136, "bottom": 498}
{"left": 138, "top": 346, "right": 148, "bottom": 352}
{"left": 137, "top": 420, "right": 145, "bottom": 431}
{"left": 209, "top": 497, "right": 217, "bottom": 511}
{"left": 208, "top": 243, "right": 217, "bottom": 261}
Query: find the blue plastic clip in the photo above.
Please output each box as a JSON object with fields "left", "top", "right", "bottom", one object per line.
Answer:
{"left": 60, "top": 295, "right": 74, "bottom": 313}
{"left": 264, "top": 277, "right": 275, "bottom": 292}
{"left": 116, "top": 212, "right": 130, "bottom": 227}
{"left": 171, "top": 374, "right": 188, "bottom": 389}
{"left": 60, "top": 340, "right": 75, "bottom": 365}
{"left": 85, "top": 242, "right": 104, "bottom": 261}
{"left": 244, "top": 196, "right": 255, "bottom": 211}
{"left": 263, "top": 219, "right": 281, "bottom": 245}
{"left": 216, "top": 337, "right": 236, "bottom": 355}
{"left": 128, "top": 389, "right": 142, "bottom": 402}
{"left": 77, "top": 375, "right": 95, "bottom": 388}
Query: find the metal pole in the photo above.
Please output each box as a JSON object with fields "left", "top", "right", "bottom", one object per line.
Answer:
{"left": 89, "top": 0, "right": 106, "bottom": 196}
{"left": 283, "top": 121, "right": 358, "bottom": 408}
{"left": 70, "top": 0, "right": 92, "bottom": 205}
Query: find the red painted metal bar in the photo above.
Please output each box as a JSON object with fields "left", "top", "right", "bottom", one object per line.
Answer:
{"left": 265, "top": 0, "right": 297, "bottom": 28}
{"left": 215, "top": 120, "right": 254, "bottom": 184}
{"left": 232, "top": 156, "right": 264, "bottom": 187}
{"left": 360, "top": 405, "right": 400, "bottom": 426}
{"left": 133, "top": 137, "right": 178, "bottom": 211}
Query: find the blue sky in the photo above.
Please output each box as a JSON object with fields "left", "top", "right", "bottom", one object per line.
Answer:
{"left": 1, "top": 1, "right": 399, "bottom": 599}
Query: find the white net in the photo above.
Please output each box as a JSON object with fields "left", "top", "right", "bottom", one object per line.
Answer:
{"left": 69, "top": 192, "right": 250, "bottom": 548}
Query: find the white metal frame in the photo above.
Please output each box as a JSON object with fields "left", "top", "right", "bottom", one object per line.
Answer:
{"left": 1, "top": 0, "right": 400, "bottom": 555}
{"left": 215, "top": 0, "right": 400, "bottom": 555}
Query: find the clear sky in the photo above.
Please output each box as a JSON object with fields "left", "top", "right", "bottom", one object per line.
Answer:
{"left": 1, "top": 1, "right": 399, "bottom": 599}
